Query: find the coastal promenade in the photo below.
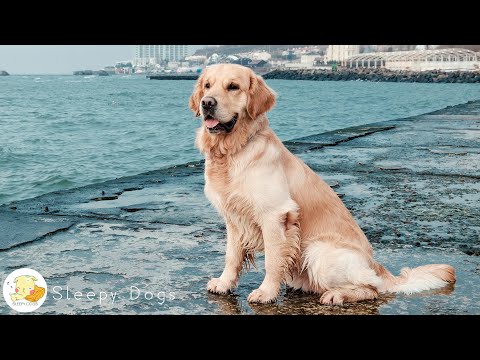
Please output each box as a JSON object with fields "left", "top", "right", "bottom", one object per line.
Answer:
{"left": 1, "top": 101, "right": 479, "bottom": 314}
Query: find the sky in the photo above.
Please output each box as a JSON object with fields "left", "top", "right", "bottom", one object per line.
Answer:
{"left": 0, "top": 45, "right": 204, "bottom": 74}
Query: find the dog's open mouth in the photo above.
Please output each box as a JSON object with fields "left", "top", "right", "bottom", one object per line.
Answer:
{"left": 204, "top": 114, "right": 238, "bottom": 133}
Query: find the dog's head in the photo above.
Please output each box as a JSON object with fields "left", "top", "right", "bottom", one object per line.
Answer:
{"left": 189, "top": 64, "right": 276, "bottom": 134}
{"left": 14, "top": 275, "right": 37, "bottom": 298}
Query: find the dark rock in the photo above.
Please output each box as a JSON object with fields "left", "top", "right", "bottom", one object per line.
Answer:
{"left": 73, "top": 70, "right": 94, "bottom": 76}
{"left": 91, "top": 196, "right": 119, "bottom": 201}
{"left": 263, "top": 68, "right": 480, "bottom": 84}
{"left": 0, "top": 70, "right": 9, "bottom": 76}
{"left": 94, "top": 70, "right": 109, "bottom": 76}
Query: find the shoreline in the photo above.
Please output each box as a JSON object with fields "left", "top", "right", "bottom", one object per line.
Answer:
{"left": 264, "top": 68, "right": 480, "bottom": 83}
{"left": 1, "top": 100, "right": 479, "bottom": 314}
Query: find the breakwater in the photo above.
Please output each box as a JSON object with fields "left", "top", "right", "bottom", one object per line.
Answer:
{"left": 264, "top": 68, "right": 480, "bottom": 83}
{"left": 148, "top": 74, "right": 199, "bottom": 80}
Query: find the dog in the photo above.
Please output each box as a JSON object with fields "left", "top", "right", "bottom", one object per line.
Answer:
{"left": 189, "top": 63, "right": 456, "bottom": 305}
{"left": 10, "top": 275, "right": 46, "bottom": 303}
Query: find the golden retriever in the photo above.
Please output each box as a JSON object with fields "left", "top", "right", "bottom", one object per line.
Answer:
{"left": 189, "top": 64, "right": 456, "bottom": 304}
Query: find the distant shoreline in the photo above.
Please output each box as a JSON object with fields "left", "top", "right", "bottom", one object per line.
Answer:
{"left": 264, "top": 68, "right": 480, "bottom": 83}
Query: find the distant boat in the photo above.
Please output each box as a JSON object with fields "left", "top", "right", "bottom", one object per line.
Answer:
{"left": 0, "top": 70, "right": 9, "bottom": 76}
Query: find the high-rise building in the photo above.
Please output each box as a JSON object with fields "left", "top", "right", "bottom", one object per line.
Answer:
{"left": 325, "top": 45, "right": 360, "bottom": 64}
{"left": 134, "top": 45, "right": 190, "bottom": 66}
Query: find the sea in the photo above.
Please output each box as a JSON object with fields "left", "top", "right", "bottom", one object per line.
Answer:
{"left": 1, "top": 75, "right": 480, "bottom": 206}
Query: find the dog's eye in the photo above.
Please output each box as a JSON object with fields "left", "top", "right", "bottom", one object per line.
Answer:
{"left": 228, "top": 83, "right": 239, "bottom": 91}
{"left": 205, "top": 83, "right": 210, "bottom": 89}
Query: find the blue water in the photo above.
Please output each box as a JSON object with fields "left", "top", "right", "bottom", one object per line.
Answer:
{"left": 1, "top": 75, "right": 479, "bottom": 205}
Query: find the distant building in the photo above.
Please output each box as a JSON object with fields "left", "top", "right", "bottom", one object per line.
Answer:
{"left": 346, "top": 48, "right": 479, "bottom": 72}
{"left": 237, "top": 51, "right": 271, "bottom": 61}
{"left": 415, "top": 45, "right": 439, "bottom": 51}
{"left": 115, "top": 61, "right": 133, "bottom": 74}
{"left": 103, "top": 66, "right": 116, "bottom": 75}
{"left": 301, "top": 55, "right": 320, "bottom": 66}
{"left": 282, "top": 55, "right": 325, "bottom": 70}
{"left": 325, "top": 45, "right": 360, "bottom": 65}
{"left": 185, "top": 55, "right": 207, "bottom": 66}
{"left": 247, "top": 60, "right": 268, "bottom": 68}
{"left": 134, "top": 45, "right": 190, "bottom": 66}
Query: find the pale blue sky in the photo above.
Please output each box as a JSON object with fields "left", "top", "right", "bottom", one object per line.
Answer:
{"left": 0, "top": 45, "right": 205, "bottom": 74}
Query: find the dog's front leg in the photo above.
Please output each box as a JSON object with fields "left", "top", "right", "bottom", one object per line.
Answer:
{"left": 247, "top": 218, "right": 288, "bottom": 303}
{"left": 207, "top": 220, "right": 243, "bottom": 294}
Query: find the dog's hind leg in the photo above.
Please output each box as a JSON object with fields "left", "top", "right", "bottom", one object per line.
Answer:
{"left": 303, "top": 241, "right": 383, "bottom": 304}
{"left": 319, "top": 286, "right": 378, "bottom": 305}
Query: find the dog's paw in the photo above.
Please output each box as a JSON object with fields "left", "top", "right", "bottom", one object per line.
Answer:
{"left": 207, "top": 278, "right": 233, "bottom": 294}
{"left": 320, "top": 290, "right": 345, "bottom": 305}
{"left": 247, "top": 288, "right": 277, "bottom": 303}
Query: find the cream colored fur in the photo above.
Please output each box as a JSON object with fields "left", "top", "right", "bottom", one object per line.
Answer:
{"left": 190, "top": 64, "right": 456, "bottom": 305}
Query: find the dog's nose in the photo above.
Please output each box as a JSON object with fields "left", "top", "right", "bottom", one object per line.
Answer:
{"left": 201, "top": 97, "right": 217, "bottom": 110}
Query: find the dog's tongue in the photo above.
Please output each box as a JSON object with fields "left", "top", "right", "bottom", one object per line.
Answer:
{"left": 205, "top": 119, "right": 220, "bottom": 128}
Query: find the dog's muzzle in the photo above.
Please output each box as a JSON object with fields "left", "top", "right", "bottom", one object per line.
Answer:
{"left": 204, "top": 114, "right": 238, "bottom": 133}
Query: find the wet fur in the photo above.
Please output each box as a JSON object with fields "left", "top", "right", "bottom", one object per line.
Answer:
{"left": 190, "top": 64, "right": 456, "bottom": 305}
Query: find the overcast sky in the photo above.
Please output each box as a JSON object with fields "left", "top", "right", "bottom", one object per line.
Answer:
{"left": 0, "top": 45, "right": 204, "bottom": 74}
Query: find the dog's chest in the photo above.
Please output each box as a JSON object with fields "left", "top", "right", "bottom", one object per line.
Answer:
{"left": 204, "top": 159, "right": 235, "bottom": 213}
{"left": 203, "top": 156, "right": 252, "bottom": 215}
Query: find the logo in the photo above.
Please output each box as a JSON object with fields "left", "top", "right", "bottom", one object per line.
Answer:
{"left": 3, "top": 268, "right": 47, "bottom": 313}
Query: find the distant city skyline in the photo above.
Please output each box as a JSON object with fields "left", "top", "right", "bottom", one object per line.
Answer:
{"left": 0, "top": 45, "right": 206, "bottom": 74}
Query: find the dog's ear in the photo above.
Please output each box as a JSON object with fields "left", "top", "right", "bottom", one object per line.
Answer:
{"left": 189, "top": 72, "right": 205, "bottom": 117}
{"left": 247, "top": 73, "right": 276, "bottom": 120}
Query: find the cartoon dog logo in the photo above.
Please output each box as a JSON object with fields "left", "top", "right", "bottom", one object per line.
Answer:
{"left": 10, "top": 275, "right": 46, "bottom": 303}
{"left": 3, "top": 268, "right": 48, "bottom": 313}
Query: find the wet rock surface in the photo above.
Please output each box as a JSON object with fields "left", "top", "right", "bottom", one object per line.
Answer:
{"left": 1, "top": 100, "right": 479, "bottom": 314}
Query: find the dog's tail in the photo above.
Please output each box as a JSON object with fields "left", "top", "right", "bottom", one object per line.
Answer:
{"left": 378, "top": 263, "right": 456, "bottom": 295}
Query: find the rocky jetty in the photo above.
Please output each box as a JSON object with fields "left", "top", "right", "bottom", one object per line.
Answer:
{"left": 73, "top": 70, "right": 94, "bottom": 76}
{"left": 0, "top": 70, "right": 9, "bottom": 76}
{"left": 148, "top": 74, "right": 199, "bottom": 80}
{"left": 264, "top": 68, "right": 480, "bottom": 83}
{"left": 73, "top": 70, "right": 109, "bottom": 76}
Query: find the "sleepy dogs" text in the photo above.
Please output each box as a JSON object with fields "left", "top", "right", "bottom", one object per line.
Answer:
{"left": 51, "top": 286, "right": 175, "bottom": 306}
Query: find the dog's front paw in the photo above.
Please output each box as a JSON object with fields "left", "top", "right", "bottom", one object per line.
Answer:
{"left": 207, "top": 278, "right": 233, "bottom": 294}
{"left": 247, "top": 288, "right": 278, "bottom": 303}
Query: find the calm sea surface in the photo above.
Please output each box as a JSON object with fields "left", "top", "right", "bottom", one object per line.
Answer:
{"left": 1, "top": 75, "right": 479, "bottom": 205}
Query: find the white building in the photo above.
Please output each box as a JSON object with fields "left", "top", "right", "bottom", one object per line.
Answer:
{"left": 347, "top": 48, "right": 480, "bottom": 72}
{"left": 300, "top": 55, "right": 320, "bottom": 65}
{"left": 134, "top": 45, "right": 190, "bottom": 66}
{"left": 325, "top": 45, "right": 360, "bottom": 64}
{"left": 284, "top": 55, "right": 327, "bottom": 70}
{"left": 238, "top": 51, "right": 272, "bottom": 61}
